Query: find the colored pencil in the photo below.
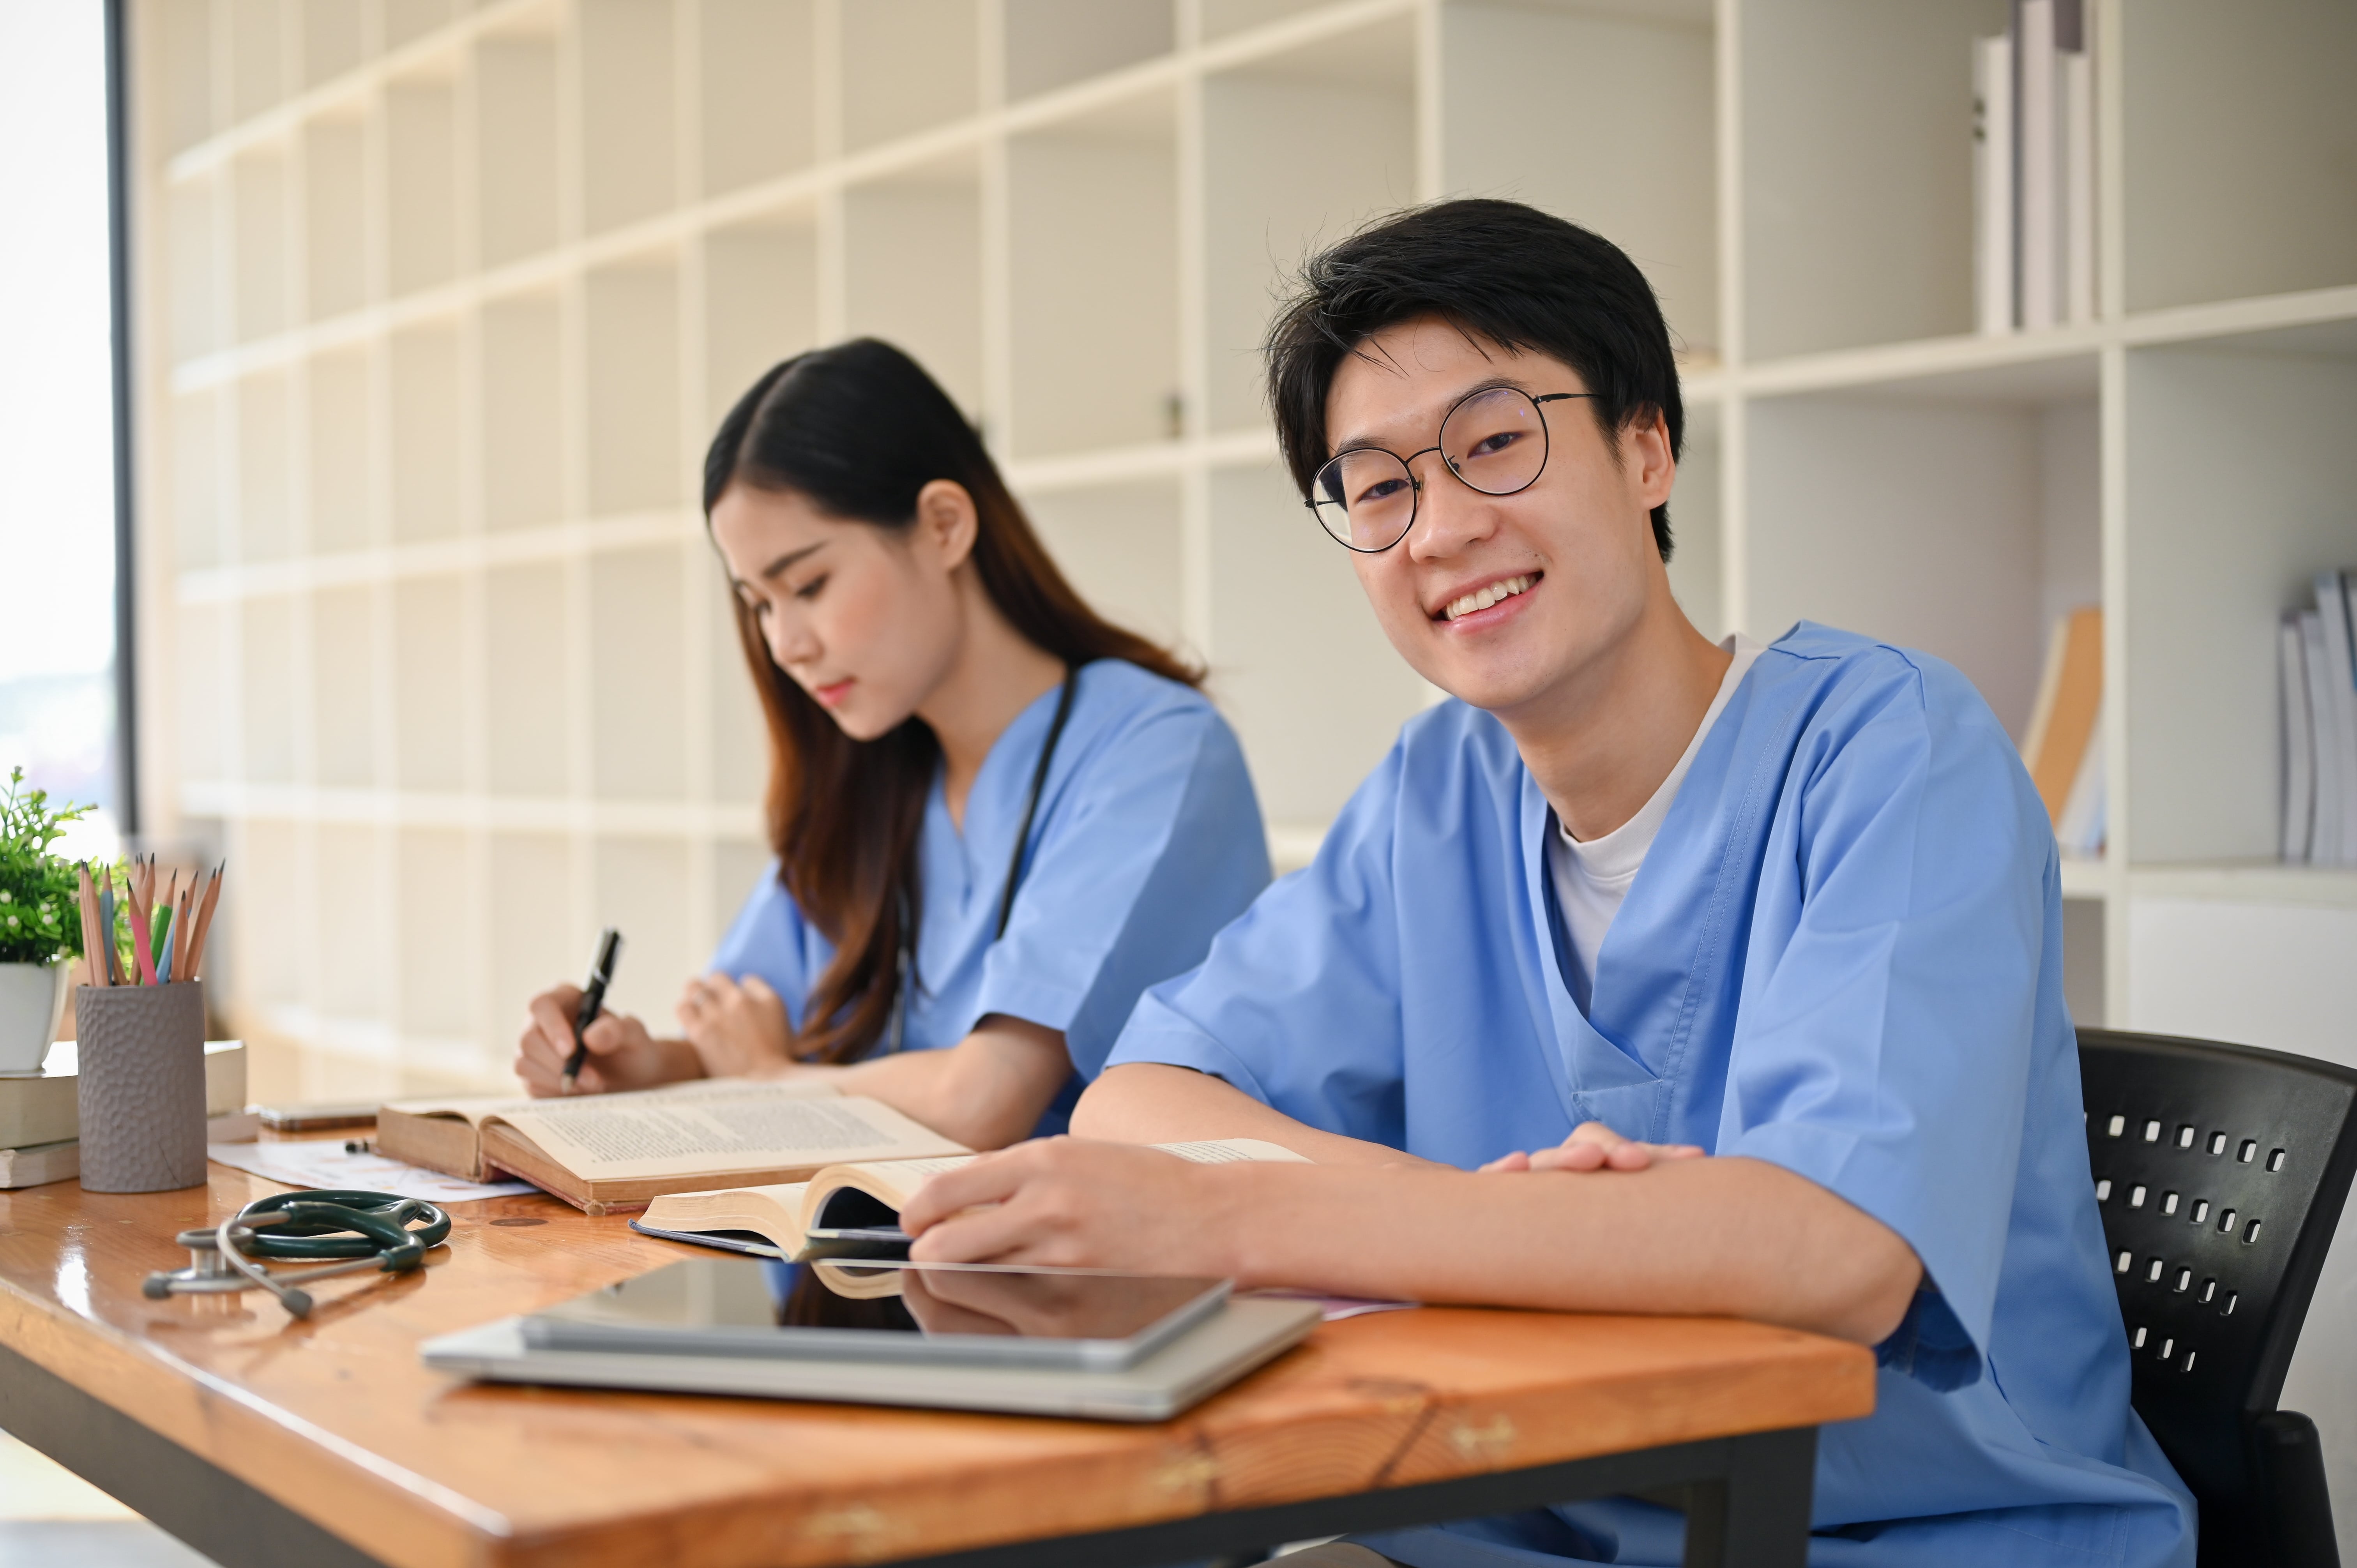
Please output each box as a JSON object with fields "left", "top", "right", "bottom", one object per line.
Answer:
{"left": 76, "top": 863, "right": 103, "bottom": 987}
{"left": 131, "top": 859, "right": 156, "bottom": 984}
{"left": 172, "top": 879, "right": 196, "bottom": 981}
{"left": 125, "top": 871, "right": 156, "bottom": 986}
{"left": 155, "top": 871, "right": 178, "bottom": 978}
{"left": 98, "top": 868, "right": 121, "bottom": 985}
{"left": 187, "top": 863, "right": 224, "bottom": 981}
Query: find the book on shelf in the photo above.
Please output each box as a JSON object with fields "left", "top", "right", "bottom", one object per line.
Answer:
{"left": 2018, "top": 0, "right": 2059, "bottom": 331}
{"left": 2053, "top": 697, "right": 2107, "bottom": 860}
{"left": 2282, "top": 613, "right": 2317, "bottom": 862}
{"left": 634, "top": 1138, "right": 1311, "bottom": 1264}
{"left": 2299, "top": 610, "right": 2343, "bottom": 863}
{"left": 1972, "top": 34, "right": 2015, "bottom": 335}
{"left": 2060, "top": 25, "right": 2096, "bottom": 323}
{"left": 2020, "top": 606, "right": 2104, "bottom": 853}
{"left": 2283, "top": 572, "right": 2357, "bottom": 866}
{"left": 1975, "top": 0, "right": 2096, "bottom": 335}
{"left": 378, "top": 1078, "right": 968, "bottom": 1216}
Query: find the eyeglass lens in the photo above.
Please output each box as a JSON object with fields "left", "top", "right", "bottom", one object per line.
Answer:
{"left": 1310, "top": 387, "right": 1552, "bottom": 551}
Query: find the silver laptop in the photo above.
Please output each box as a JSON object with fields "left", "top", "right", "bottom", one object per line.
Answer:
{"left": 421, "top": 1257, "right": 1320, "bottom": 1421}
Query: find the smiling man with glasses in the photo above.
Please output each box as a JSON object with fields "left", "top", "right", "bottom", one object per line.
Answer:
{"left": 900, "top": 200, "right": 2193, "bottom": 1567}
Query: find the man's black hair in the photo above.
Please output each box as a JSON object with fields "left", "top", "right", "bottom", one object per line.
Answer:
{"left": 1265, "top": 198, "right": 1682, "bottom": 560}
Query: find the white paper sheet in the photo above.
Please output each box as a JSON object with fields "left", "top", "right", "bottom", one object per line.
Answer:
{"left": 207, "top": 1140, "right": 535, "bottom": 1203}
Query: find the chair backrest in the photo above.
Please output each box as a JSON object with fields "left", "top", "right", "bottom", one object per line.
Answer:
{"left": 2078, "top": 1028, "right": 2357, "bottom": 1517}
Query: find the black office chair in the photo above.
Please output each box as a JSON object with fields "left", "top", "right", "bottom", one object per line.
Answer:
{"left": 2080, "top": 1028, "right": 2357, "bottom": 1568}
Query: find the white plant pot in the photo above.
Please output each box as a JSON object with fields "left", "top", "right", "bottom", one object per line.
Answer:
{"left": 0, "top": 962, "right": 68, "bottom": 1075}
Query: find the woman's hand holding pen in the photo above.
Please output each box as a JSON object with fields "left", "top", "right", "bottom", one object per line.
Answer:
{"left": 675, "top": 971, "right": 796, "bottom": 1078}
{"left": 514, "top": 984, "right": 701, "bottom": 1097}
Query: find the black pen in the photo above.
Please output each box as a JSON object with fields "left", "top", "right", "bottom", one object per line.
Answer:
{"left": 559, "top": 928, "right": 624, "bottom": 1094}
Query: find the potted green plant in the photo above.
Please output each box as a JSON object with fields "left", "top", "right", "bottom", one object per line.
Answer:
{"left": 0, "top": 769, "right": 91, "bottom": 1074}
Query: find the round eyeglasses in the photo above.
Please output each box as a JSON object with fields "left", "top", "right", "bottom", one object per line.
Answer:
{"left": 1306, "top": 387, "right": 1596, "bottom": 553}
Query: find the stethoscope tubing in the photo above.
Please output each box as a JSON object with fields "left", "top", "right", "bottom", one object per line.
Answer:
{"left": 887, "top": 667, "right": 1077, "bottom": 1054}
{"left": 145, "top": 1189, "right": 452, "bottom": 1319}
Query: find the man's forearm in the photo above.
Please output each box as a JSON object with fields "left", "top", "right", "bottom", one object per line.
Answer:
{"left": 1210, "top": 1155, "right": 1922, "bottom": 1345}
{"left": 1074, "top": 1062, "right": 1439, "bottom": 1168}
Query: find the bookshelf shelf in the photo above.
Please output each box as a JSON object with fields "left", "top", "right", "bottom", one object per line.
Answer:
{"left": 2120, "top": 0, "right": 2357, "bottom": 315}
{"left": 1737, "top": 0, "right": 1989, "bottom": 362}
{"left": 1739, "top": 330, "right": 2103, "bottom": 401}
{"left": 2056, "top": 857, "right": 2108, "bottom": 902}
{"left": 2127, "top": 862, "right": 2357, "bottom": 911}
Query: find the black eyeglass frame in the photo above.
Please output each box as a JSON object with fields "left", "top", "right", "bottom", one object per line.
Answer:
{"left": 1305, "top": 389, "right": 1598, "bottom": 554}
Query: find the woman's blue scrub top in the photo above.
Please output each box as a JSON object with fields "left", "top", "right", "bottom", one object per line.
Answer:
{"left": 1106, "top": 624, "right": 2195, "bottom": 1568}
{"left": 710, "top": 658, "right": 1270, "bottom": 1136}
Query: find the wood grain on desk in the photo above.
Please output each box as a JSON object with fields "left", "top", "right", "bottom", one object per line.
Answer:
{"left": 0, "top": 1157, "right": 1876, "bottom": 1568}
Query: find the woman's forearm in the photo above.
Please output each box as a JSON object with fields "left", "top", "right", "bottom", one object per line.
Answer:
{"left": 1217, "top": 1156, "right": 1922, "bottom": 1345}
{"left": 789, "top": 1017, "right": 1071, "bottom": 1149}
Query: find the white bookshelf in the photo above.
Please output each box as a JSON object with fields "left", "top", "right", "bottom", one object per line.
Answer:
{"left": 131, "top": 0, "right": 2357, "bottom": 1069}
{"left": 125, "top": 0, "right": 2357, "bottom": 1513}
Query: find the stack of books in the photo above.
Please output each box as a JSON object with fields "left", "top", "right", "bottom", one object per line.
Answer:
{"left": 2281, "top": 572, "right": 2357, "bottom": 866}
{"left": 0, "top": 1039, "right": 249, "bottom": 1187}
{"left": 1975, "top": 0, "right": 2097, "bottom": 336}
{"left": 2021, "top": 606, "right": 2105, "bottom": 860}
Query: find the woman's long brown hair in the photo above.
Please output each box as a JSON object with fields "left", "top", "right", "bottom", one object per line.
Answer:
{"left": 705, "top": 339, "right": 1201, "bottom": 1064}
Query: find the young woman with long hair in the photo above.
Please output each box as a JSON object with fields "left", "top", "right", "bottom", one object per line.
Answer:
{"left": 512, "top": 339, "right": 1270, "bottom": 1147}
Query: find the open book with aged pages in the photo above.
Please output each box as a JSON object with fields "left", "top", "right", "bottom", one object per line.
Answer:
{"left": 633, "top": 1138, "right": 1311, "bottom": 1263}
{"left": 377, "top": 1079, "right": 967, "bottom": 1216}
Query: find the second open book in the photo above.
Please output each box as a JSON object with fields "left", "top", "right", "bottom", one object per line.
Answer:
{"left": 378, "top": 1078, "right": 970, "bottom": 1216}
{"left": 639, "top": 1137, "right": 1311, "bottom": 1257}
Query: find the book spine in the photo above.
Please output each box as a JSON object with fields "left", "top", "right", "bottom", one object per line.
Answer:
{"left": 2055, "top": 696, "right": 2106, "bottom": 857}
{"left": 2019, "top": 0, "right": 2060, "bottom": 331}
{"left": 2327, "top": 572, "right": 2357, "bottom": 866}
{"left": 0, "top": 1138, "right": 80, "bottom": 1190}
{"left": 2282, "top": 612, "right": 2316, "bottom": 863}
{"left": 2061, "top": 32, "right": 2096, "bottom": 323}
{"left": 1975, "top": 34, "right": 2017, "bottom": 335}
{"left": 2300, "top": 610, "right": 2344, "bottom": 866}
{"left": 2018, "top": 610, "right": 2070, "bottom": 775}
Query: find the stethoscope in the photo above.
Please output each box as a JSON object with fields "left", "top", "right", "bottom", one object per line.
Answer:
{"left": 883, "top": 668, "right": 1077, "bottom": 1054}
{"left": 142, "top": 1189, "right": 452, "bottom": 1320}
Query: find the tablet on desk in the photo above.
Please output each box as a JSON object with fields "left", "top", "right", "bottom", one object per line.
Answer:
{"left": 523, "top": 1256, "right": 1228, "bottom": 1371}
{"left": 422, "top": 1257, "right": 1321, "bottom": 1420}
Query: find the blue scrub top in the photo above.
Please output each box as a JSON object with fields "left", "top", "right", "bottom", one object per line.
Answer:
{"left": 1107, "top": 624, "right": 2194, "bottom": 1568}
{"left": 711, "top": 658, "right": 1270, "bottom": 1136}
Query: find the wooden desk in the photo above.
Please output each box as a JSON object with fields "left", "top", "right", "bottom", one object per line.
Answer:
{"left": 0, "top": 1161, "right": 1875, "bottom": 1568}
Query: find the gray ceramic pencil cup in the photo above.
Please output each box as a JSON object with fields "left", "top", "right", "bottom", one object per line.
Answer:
{"left": 74, "top": 982, "right": 208, "bottom": 1193}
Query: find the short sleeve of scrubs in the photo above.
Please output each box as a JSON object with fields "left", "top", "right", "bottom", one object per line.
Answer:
{"left": 974, "top": 694, "right": 1272, "bottom": 1080}
{"left": 1719, "top": 653, "right": 2049, "bottom": 1383}
{"left": 708, "top": 869, "right": 824, "bottom": 1033}
{"left": 1109, "top": 747, "right": 1415, "bottom": 1141}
